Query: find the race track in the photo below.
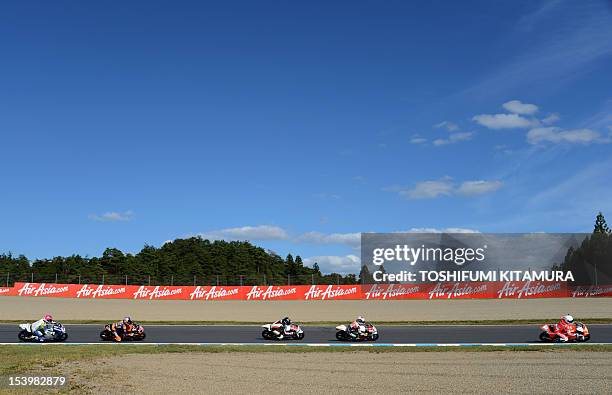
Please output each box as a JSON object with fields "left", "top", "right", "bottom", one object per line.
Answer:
{"left": 1, "top": 324, "right": 611, "bottom": 344}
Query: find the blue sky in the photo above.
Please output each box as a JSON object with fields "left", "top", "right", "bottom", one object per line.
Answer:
{"left": 1, "top": 1, "right": 611, "bottom": 273}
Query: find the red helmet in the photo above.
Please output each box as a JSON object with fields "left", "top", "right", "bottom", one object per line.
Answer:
{"left": 44, "top": 314, "right": 53, "bottom": 322}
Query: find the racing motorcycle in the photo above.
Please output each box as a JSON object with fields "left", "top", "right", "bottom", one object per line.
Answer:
{"left": 335, "top": 322, "right": 379, "bottom": 341}
{"left": 100, "top": 323, "right": 147, "bottom": 342}
{"left": 539, "top": 321, "right": 590, "bottom": 342}
{"left": 18, "top": 322, "right": 68, "bottom": 342}
{"left": 261, "top": 322, "right": 305, "bottom": 340}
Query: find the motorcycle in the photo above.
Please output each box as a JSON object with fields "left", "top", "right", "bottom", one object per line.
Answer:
{"left": 100, "top": 323, "right": 147, "bottom": 342}
{"left": 335, "top": 323, "right": 379, "bottom": 341}
{"left": 18, "top": 322, "right": 68, "bottom": 342}
{"left": 539, "top": 321, "right": 590, "bottom": 342}
{"left": 261, "top": 322, "right": 305, "bottom": 340}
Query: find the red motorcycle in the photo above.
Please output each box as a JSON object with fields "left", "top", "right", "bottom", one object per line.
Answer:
{"left": 100, "top": 323, "right": 146, "bottom": 342}
{"left": 539, "top": 321, "right": 590, "bottom": 342}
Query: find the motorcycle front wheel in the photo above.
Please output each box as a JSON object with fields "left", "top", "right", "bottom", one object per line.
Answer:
{"left": 262, "top": 330, "right": 274, "bottom": 340}
{"left": 370, "top": 333, "right": 379, "bottom": 341}
{"left": 295, "top": 332, "right": 304, "bottom": 340}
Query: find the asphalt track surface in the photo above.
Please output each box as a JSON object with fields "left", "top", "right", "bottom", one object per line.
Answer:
{"left": 1, "top": 324, "right": 611, "bottom": 344}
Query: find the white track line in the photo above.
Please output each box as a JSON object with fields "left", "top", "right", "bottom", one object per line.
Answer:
{"left": 0, "top": 343, "right": 608, "bottom": 346}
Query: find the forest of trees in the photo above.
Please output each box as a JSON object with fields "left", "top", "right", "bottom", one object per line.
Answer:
{"left": 2, "top": 213, "right": 610, "bottom": 287}
{"left": 0, "top": 237, "right": 358, "bottom": 286}
{"left": 554, "top": 212, "right": 612, "bottom": 285}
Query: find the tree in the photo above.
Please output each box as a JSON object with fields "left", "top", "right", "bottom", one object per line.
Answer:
{"left": 594, "top": 212, "right": 611, "bottom": 234}
{"left": 358, "top": 265, "right": 373, "bottom": 284}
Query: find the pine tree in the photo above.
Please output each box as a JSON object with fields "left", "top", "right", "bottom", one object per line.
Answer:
{"left": 594, "top": 212, "right": 611, "bottom": 234}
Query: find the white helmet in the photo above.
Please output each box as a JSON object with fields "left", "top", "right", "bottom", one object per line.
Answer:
{"left": 562, "top": 315, "right": 574, "bottom": 324}
{"left": 356, "top": 316, "right": 365, "bottom": 324}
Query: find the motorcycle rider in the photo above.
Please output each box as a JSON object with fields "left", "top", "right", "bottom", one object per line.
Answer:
{"left": 272, "top": 317, "right": 293, "bottom": 339}
{"left": 349, "top": 316, "right": 366, "bottom": 338}
{"left": 554, "top": 314, "right": 576, "bottom": 342}
{"left": 31, "top": 314, "right": 54, "bottom": 342}
{"left": 111, "top": 316, "right": 135, "bottom": 342}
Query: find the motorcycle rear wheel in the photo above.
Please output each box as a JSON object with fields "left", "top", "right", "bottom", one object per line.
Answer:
{"left": 18, "top": 330, "right": 31, "bottom": 342}
{"left": 539, "top": 332, "right": 552, "bottom": 342}
{"left": 336, "top": 331, "right": 348, "bottom": 341}
{"left": 100, "top": 331, "right": 113, "bottom": 341}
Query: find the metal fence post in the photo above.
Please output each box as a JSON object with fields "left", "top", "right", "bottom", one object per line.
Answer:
{"left": 288, "top": 274, "right": 290, "bottom": 286}
{"left": 311, "top": 273, "right": 314, "bottom": 285}
{"left": 55, "top": 273, "right": 58, "bottom": 284}
{"left": 263, "top": 274, "right": 266, "bottom": 286}
{"left": 239, "top": 275, "right": 243, "bottom": 286}
{"left": 78, "top": 275, "right": 81, "bottom": 285}
{"left": 148, "top": 275, "right": 151, "bottom": 286}
{"left": 31, "top": 272, "right": 34, "bottom": 283}
{"left": 5, "top": 272, "right": 8, "bottom": 287}
{"left": 102, "top": 274, "right": 105, "bottom": 285}
{"left": 171, "top": 275, "right": 174, "bottom": 286}
{"left": 125, "top": 275, "right": 128, "bottom": 286}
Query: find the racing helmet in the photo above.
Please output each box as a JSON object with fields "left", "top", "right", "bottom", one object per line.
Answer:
{"left": 356, "top": 316, "right": 365, "bottom": 324}
{"left": 281, "top": 317, "right": 291, "bottom": 326}
{"left": 44, "top": 314, "right": 53, "bottom": 322}
{"left": 562, "top": 315, "right": 574, "bottom": 324}
{"left": 123, "top": 316, "right": 133, "bottom": 325}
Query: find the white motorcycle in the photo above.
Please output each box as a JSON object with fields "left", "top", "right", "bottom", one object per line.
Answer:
{"left": 261, "top": 322, "right": 305, "bottom": 340}
{"left": 335, "top": 323, "right": 379, "bottom": 341}
{"left": 18, "top": 322, "right": 68, "bottom": 342}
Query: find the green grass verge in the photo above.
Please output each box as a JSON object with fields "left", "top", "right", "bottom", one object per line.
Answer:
{"left": 1, "top": 318, "right": 612, "bottom": 325}
{"left": 2, "top": 344, "right": 612, "bottom": 376}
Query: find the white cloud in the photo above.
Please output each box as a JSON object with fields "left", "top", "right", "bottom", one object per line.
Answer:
{"left": 304, "top": 255, "right": 361, "bottom": 275}
{"left": 89, "top": 210, "right": 133, "bottom": 222}
{"left": 473, "top": 113, "right": 535, "bottom": 129}
{"left": 410, "top": 136, "right": 427, "bottom": 144}
{"left": 434, "top": 121, "right": 459, "bottom": 132}
{"left": 456, "top": 180, "right": 504, "bottom": 196}
{"left": 433, "top": 132, "right": 473, "bottom": 146}
{"left": 400, "top": 179, "right": 454, "bottom": 199}
{"left": 502, "top": 100, "right": 539, "bottom": 115}
{"left": 541, "top": 113, "right": 560, "bottom": 125}
{"left": 405, "top": 227, "right": 480, "bottom": 234}
{"left": 296, "top": 232, "right": 361, "bottom": 247}
{"left": 388, "top": 178, "right": 503, "bottom": 199}
{"left": 527, "top": 127, "right": 608, "bottom": 145}
{"left": 197, "top": 225, "right": 289, "bottom": 241}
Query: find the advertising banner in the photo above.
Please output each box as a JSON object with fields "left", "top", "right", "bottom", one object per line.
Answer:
{"left": 1, "top": 281, "right": 609, "bottom": 299}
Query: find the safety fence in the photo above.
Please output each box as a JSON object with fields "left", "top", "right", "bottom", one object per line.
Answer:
{"left": 1, "top": 281, "right": 611, "bottom": 300}
{"left": 0, "top": 273, "right": 356, "bottom": 287}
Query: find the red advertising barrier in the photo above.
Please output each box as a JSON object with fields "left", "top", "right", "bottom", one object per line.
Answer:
{"left": 0, "top": 281, "right": 609, "bottom": 299}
